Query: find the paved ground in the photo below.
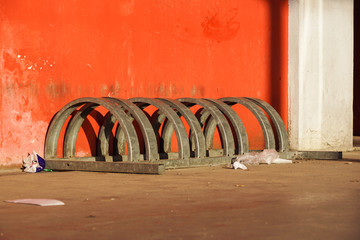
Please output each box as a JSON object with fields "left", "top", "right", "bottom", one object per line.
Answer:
{"left": 0, "top": 156, "right": 359, "bottom": 240}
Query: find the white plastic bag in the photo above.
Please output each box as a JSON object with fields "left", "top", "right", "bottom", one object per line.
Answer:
{"left": 232, "top": 149, "right": 292, "bottom": 170}
{"left": 234, "top": 149, "right": 279, "bottom": 165}
{"left": 22, "top": 151, "right": 45, "bottom": 173}
{"left": 257, "top": 149, "right": 280, "bottom": 164}
{"left": 232, "top": 161, "right": 248, "bottom": 170}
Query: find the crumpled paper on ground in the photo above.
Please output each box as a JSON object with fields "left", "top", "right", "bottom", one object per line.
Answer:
{"left": 22, "top": 151, "right": 45, "bottom": 173}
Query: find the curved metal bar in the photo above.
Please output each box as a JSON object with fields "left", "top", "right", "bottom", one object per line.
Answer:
{"left": 97, "top": 112, "right": 116, "bottom": 156}
{"left": 130, "top": 97, "right": 190, "bottom": 159}
{"left": 193, "top": 107, "right": 236, "bottom": 153}
{"left": 177, "top": 98, "right": 235, "bottom": 156}
{"left": 64, "top": 101, "right": 132, "bottom": 159}
{"left": 149, "top": 110, "right": 167, "bottom": 153}
{"left": 194, "top": 108, "right": 210, "bottom": 128}
{"left": 63, "top": 103, "right": 99, "bottom": 158}
{"left": 114, "top": 122, "right": 127, "bottom": 156}
{"left": 44, "top": 97, "right": 140, "bottom": 161}
{"left": 45, "top": 102, "right": 84, "bottom": 158}
{"left": 106, "top": 98, "right": 159, "bottom": 160}
{"left": 220, "top": 97, "right": 276, "bottom": 150}
{"left": 203, "top": 98, "right": 249, "bottom": 155}
{"left": 157, "top": 98, "right": 206, "bottom": 158}
{"left": 159, "top": 118, "right": 174, "bottom": 153}
{"left": 193, "top": 109, "right": 214, "bottom": 150}
{"left": 97, "top": 111, "right": 131, "bottom": 157}
{"left": 245, "top": 98, "right": 289, "bottom": 152}
{"left": 191, "top": 105, "right": 224, "bottom": 152}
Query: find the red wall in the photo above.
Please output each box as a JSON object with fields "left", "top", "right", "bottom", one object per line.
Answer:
{"left": 0, "top": 0, "right": 288, "bottom": 165}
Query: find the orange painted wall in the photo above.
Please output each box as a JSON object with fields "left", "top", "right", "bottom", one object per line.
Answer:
{"left": 0, "top": 0, "right": 288, "bottom": 165}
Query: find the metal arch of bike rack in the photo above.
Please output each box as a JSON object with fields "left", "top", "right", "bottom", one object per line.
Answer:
{"left": 244, "top": 98, "right": 289, "bottom": 152}
{"left": 97, "top": 111, "right": 117, "bottom": 156}
{"left": 220, "top": 97, "right": 276, "bottom": 150}
{"left": 190, "top": 103, "right": 245, "bottom": 155}
{"left": 44, "top": 97, "right": 141, "bottom": 162}
{"left": 177, "top": 98, "right": 235, "bottom": 157}
{"left": 202, "top": 98, "right": 249, "bottom": 155}
{"left": 130, "top": 97, "right": 191, "bottom": 160}
{"left": 63, "top": 102, "right": 99, "bottom": 158}
{"left": 104, "top": 98, "right": 159, "bottom": 161}
{"left": 156, "top": 98, "right": 207, "bottom": 159}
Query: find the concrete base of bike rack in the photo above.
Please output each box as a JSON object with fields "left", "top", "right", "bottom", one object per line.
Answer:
{"left": 44, "top": 150, "right": 341, "bottom": 174}
{"left": 45, "top": 159, "right": 166, "bottom": 175}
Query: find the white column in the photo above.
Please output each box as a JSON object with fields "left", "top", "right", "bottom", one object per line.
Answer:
{"left": 289, "top": 0, "right": 353, "bottom": 151}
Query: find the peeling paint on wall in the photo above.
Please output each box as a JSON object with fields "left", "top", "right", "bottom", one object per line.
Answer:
{"left": 0, "top": 50, "right": 48, "bottom": 165}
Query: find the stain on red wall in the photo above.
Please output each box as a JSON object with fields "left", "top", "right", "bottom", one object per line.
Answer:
{"left": 0, "top": 0, "right": 288, "bottom": 165}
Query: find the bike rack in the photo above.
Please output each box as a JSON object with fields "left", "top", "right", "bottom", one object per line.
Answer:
{"left": 44, "top": 97, "right": 340, "bottom": 174}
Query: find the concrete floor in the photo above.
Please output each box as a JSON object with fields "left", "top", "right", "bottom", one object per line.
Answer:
{"left": 0, "top": 155, "right": 359, "bottom": 240}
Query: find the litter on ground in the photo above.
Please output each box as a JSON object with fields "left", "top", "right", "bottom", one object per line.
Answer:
{"left": 22, "top": 151, "right": 46, "bottom": 173}
{"left": 5, "top": 199, "right": 65, "bottom": 206}
{"left": 231, "top": 149, "right": 292, "bottom": 170}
